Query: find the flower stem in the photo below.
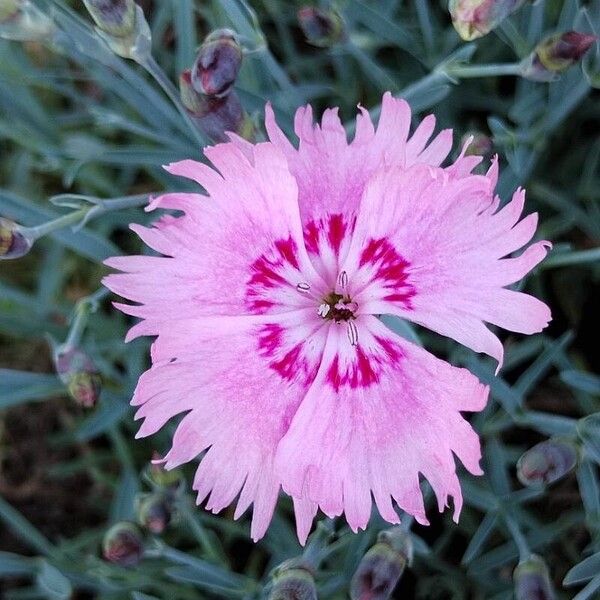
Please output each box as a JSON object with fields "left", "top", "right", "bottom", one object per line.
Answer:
{"left": 139, "top": 55, "right": 207, "bottom": 149}
{"left": 503, "top": 513, "right": 530, "bottom": 561}
{"left": 444, "top": 63, "right": 522, "bottom": 79}
{"left": 27, "top": 207, "right": 88, "bottom": 240}
{"left": 64, "top": 288, "right": 110, "bottom": 349}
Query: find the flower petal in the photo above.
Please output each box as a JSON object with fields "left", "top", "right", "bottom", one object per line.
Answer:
{"left": 276, "top": 316, "right": 487, "bottom": 532}
{"left": 104, "top": 141, "right": 327, "bottom": 330}
{"left": 342, "top": 164, "right": 551, "bottom": 366}
{"left": 135, "top": 311, "right": 327, "bottom": 541}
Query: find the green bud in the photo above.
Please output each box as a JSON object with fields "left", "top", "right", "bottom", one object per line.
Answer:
{"left": 136, "top": 494, "right": 172, "bottom": 534}
{"left": 0, "top": 0, "right": 54, "bottom": 42}
{"left": 102, "top": 522, "right": 144, "bottom": 567}
{"left": 460, "top": 132, "right": 493, "bottom": 158}
{"left": 84, "top": 0, "right": 151, "bottom": 61}
{"left": 350, "top": 528, "right": 412, "bottom": 600}
{"left": 517, "top": 438, "right": 578, "bottom": 488}
{"left": 514, "top": 555, "right": 556, "bottom": 600}
{"left": 0, "top": 0, "right": 19, "bottom": 23}
{"left": 147, "top": 452, "right": 185, "bottom": 491}
{"left": 521, "top": 31, "right": 597, "bottom": 82}
{"left": 0, "top": 217, "right": 33, "bottom": 260}
{"left": 297, "top": 6, "right": 345, "bottom": 48}
{"left": 54, "top": 345, "right": 101, "bottom": 407}
{"left": 269, "top": 560, "right": 317, "bottom": 600}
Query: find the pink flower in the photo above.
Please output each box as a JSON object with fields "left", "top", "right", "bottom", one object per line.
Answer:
{"left": 103, "top": 93, "right": 551, "bottom": 543}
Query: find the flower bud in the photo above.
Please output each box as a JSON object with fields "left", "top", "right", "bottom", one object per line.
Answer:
{"left": 53, "top": 346, "right": 101, "bottom": 407}
{"left": 350, "top": 528, "right": 412, "bottom": 600}
{"left": 191, "top": 29, "right": 242, "bottom": 98}
{"left": 147, "top": 452, "right": 184, "bottom": 491}
{"left": 269, "top": 560, "right": 317, "bottom": 600}
{"left": 102, "top": 522, "right": 144, "bottom": 567}
{"left": 460, "top": 132, "right": 493, "bottom": 159}
{"left": 0, "top": 1, "right": 54, "bottom": 43}
{"left": 0, "top": 0, "right": 19, "bottom": 23}
{"left": 0, "top": 217, "right": 33, "bottom": 260}
{"left": 180, "top": 69, "right": 250, "bottom": 142}
{"left": 297, "top": 6, "right": 345, "bottom": 47}
{"left": 517, "top": 438, "right": 578, "bottom": 488}
{"left": 82, "top": 0, "right": 136, "bottom": 38}
{"left": 514, "top": 555, "right": 556, "bottom": 600}
{"left": 136, "top": 494, "right": 172, "bottom": 534}
{"left": 449, "top": 0, "right": 526, "bottom": 41}
{"left": 520, "top": 31, "right": 597, "bottom": 82}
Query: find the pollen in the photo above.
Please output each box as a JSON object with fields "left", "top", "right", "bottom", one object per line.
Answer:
{"left": 319, "top": 291, "right": 358, "bottom": 322}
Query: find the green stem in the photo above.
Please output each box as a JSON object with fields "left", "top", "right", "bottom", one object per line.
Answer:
{"left": 26, "top": 207, "right": 88, "bottom": 240}
{"left": 503, "top": 513, "right": 530, "bottom": 561}
{"left": 140, "top": 55, "right": 207, "bottom": 149}
{"left": 64, "top": 287, "right": 110, "bottom": 348}
{"left": 444, "top": 63, "right": 522, "bottom": 79}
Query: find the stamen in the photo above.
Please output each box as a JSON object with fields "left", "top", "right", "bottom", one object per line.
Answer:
{"left": 318, "top": 303, "right": 331, "bottom": 318}
{"left": 296, "top": 282, "right": 311, "bottom": 293}
{"left": 347, "top": 320, "right": 359, "bottom": 346}
{"left": 338, "top": 270, "right": 348, "bottom": 289}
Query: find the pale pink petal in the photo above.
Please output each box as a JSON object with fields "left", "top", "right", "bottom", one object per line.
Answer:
{"left": 342, "top": 164, "right": 551, "bottom": 366}
{"left": 135, "top": 311, "right": 328, "bottom": 541}
{"left": 276, "top": 316, "right": 487, "bottom": 532}
{"left": 103, "top": 141, "right": 328, "bottom": 334}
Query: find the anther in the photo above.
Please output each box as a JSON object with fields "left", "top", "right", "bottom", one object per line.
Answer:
{"left": 347, "top": 320, "right": 359, "bottom": 346}
{"left": 318, "top": 303, "right": 330, "bottom": 318}
{"left": 338, "top": 270, "right": 348, "bottom": 289}
{"left": 296, "top": 282, "right": 311, "bottom": 293}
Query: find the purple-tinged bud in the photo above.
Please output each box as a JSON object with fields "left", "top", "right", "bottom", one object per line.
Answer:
{"left": 517, "top": 438, "right": 578, "bottom": 488}
{"left": 449, "top": 0, "right": 526, "bottom": 41}
{"left": 82, "top": 0, "right": 136, "bottom": 38}
{"left": 102, "top": 522, "right": 144, "bottom": 567}
{"left": 297, "top": 6, "right": 345, "bottom": 47}
{"left": 514, "top": 555, "right": 556, "bottom": 600}
{"left": 0, "top": 217, "right": 33, "bottom": 260}
{"left": 54, "top": 346, "right": 101, "bottom": 407}
{"left": 191, "top": 29, "right": 242, "bottom": 98}
{"left": 136, "top": 494, "right": 172, "bottom": 534}
{"left": 180, "top": 69, "right": 251, "bottom": 142}
{"left": 460, "top": 132, "right": 493, "bottom": 158}
{"left": 269, "top": 560, "right": 317, "bottom": 600}
{"left": 350, "top": 528, "right": 412, "bottom": 600}
{"left": 521, "top": 31, "right": 597, "bottom": 82}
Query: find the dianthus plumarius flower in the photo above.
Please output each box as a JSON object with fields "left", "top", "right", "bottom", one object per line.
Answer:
{"left": 103, "top": 93, "right": 551, "bottom": 543}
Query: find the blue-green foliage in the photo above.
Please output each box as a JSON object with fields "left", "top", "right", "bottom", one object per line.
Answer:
{"left": 0, "top": 0, "right": 599, "bottom": 598}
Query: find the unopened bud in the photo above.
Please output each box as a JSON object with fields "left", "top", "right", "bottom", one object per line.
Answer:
{"left": 102, "top": 522, "right": 144, "bottom": 567}
{"left": 82, "top": 0, "right": 135, "bottom": 38}
{"left": 0, "top": 0, "right": 54, "bottom": 42}
{"left": 136, "top": 494, "right": 172, "bottom": 534}
{"left": 147, "top": 452, "right": 184, "bottom": 491}
{"left": 83, "top": 0, "right": 150, "bottom": 61}
{"left": 350, "top": 528, "right": 412, "bottom": 600}
{"left": 297, "top": 6, "right": 345, "bottom": 47}
{"left": 449, "top": 0, "right": 526, "bottom": 42}
{"left": 191, "top": 29, "right": 242, "bottom": 98}
{"left": 54, "top": 346, "right": 101, "bottom": 407}
{"left": 514, "top": 555, "right": 556, "bottom": 600}
{"left": 269, "top": 560, "right": 317, "bottom": 600}
{"left": 461, "top": 132, "right": 493, "bottom": 158}
{"left": 0, "top": 0, "right": 19, "bottom": 23}
{"left": 180, "top": 70, "right": 250, "bottom": 142}
{"left": 0, "top": 217, "right": 33, "bottom": 260}
{"left": 517, "top": 438, "right": 578, "bottom": 488}
{"left": 521, "top": 31, "right": 597, "bottom": 82}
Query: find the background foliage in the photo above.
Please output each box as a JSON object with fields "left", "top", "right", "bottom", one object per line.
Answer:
{"left": 0, "top": 0, "right": 599, "bottom": 598}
